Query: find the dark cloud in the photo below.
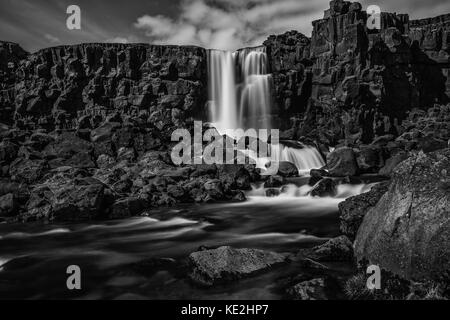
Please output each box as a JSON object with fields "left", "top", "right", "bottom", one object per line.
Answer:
{"left": 0, "top": 0, "right": 449, "bottom": 52}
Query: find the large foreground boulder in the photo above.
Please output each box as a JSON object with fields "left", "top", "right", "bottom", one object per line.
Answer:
{"left": 338, "top": 181, "right": 390, "bottom": 240}
{"left": 355, "top": 149, "right": 450, "bottom": 282}
{"left": 188, "top": 246, "right": 288, "bottom": 286}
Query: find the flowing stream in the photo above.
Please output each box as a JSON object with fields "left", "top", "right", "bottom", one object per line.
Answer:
{"left": 0, "top": 175, "right": 376, "bottom": 300}
{"left": 0, "top": 46, "right": 376, "bottom": 300}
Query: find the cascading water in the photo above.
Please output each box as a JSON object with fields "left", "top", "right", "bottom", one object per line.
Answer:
{"left": 271, "top": 143, "right": 325, "bottom": 173}
{"left": 207, "top": 46, "right": 273, "bottom": 133}
{"left": 207, "top": 50, "right": 239, "bottom": 131}
{"left": 207, "top": 46, "right": 326, "bottom": 173}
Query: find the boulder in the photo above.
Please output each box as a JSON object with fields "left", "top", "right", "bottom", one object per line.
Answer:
{"left": 188, "top": 246, "right": 288, "bottom": 286}
{"left": 264, "top": 175, "right": 285, "bottom": 188}
{"left": 309, "top": 178, "right": 337, "bottom": 197}
{"left": 356, "top": 145, "right": 384, "bottom": 173}
{"left": 302, "top": 235, "right": 354, "bottom": 262}
{"left": 108, "top": 197, "right": 146, "bottom": 219}
{"left": 24, "top": 170, "right": 107, "bottom": 221}
{"left": 355, "top": 149, "right": 450, "bottom": 282}
{"left": 326, "top": 147, "right": 359, "bottom": 177}
{"left": 277, "top": 161, "right": 299, "bottom": 177}
{"left": 203, "top": 179, "right": 224, "bottom": 199}
{"left": 9, "top": 158, "right": 48, "bottom": 184}
{"left": 0, "top": 140, "right": 18, "bottom": 163}
{"left": 0, "top": 193, "right": 18, "bottom": 217}
{"left": 266, "top": 188, "right": 281, "bottom": 197}
{"left": 379, "top": 151, "right": 408, "bottom": 177}
{"left": 287, "top": 278, "right": 328, "bottom": 300}
{"left": 338, "top": 181, "right": 390, "bottom": 240}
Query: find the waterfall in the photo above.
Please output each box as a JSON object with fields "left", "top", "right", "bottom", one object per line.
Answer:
{"left": 207, "top": 50, "right": 239, "bottom": 131}
{"left": 271, "top": 144, "right": 325, "bottom": 173}
{"left": 207, "top": 47, "right": 324, "bottom": 174}
{"left": 207, "top": 46, "right": 273, "bottom": 133}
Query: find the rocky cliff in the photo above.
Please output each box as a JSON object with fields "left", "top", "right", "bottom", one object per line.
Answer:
{"left": 0, "top": 42, "right": 207, "bottom": 140}
{"left": 265, "top": 0, "right": 449, "bottom": 143}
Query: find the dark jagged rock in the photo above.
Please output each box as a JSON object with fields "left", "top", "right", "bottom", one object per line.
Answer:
{"left": 309, "top": 178, "right": 337, "bottom": 197}
{"left": 0, "top": 193, "right": 18, "bottom": 217}
{"left": 299, "top": 235, "right": 354, "bottom": 262}
{"left": 326, "top": 147, "right": 359, "bottom": 176}
{"left": 354, "top": 149, "right": 450, "bottom": 282}
{"left": 188, "top": 246, "right": 288, "bottom": 286}
{"left": 265, "top": 2, "right": 450, "bottom": 147}
{"left": 22, "top": 168, "right": 108, "bottom": 222}
{"left": 287, "top": 278, "right": 328, "bottom": 300}
{"left": 338, "top": 181, "right": 389, "bottom": 239}
{"left": 277, "top": 161, "right": 299, "bottom": 177}
{"left": 1, "top": 42, "right": 207, "bottom": 138}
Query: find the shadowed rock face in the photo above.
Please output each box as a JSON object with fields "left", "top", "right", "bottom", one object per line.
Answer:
{"left": 264, "top": 1, "right": 449, "bottom": 144}
{"left": 188, "top": 246, "right": 288, "bottom": 286}
{"left": 0, "top": 42, "right": 207, "bottom": 139}
{"left": 354, "top": 149, "right": 450, "bottom": 282}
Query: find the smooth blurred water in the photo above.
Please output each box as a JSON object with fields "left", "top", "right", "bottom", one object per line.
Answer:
{"left": 0, "top": 180, "right": 375, "bottom": 300}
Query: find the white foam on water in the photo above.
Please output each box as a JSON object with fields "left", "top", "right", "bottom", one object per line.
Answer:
{"left": 0, "top": 228, "right": 70, "bottom": 239}
{"left": 245, "top": 182, "right": 378, "bottom": 209}
{"left": 0, "top": 257, "right": 11, "bottom": 272}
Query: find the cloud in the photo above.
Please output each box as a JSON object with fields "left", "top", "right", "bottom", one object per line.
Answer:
{"left": 104, "top": 35, "right": 140, "bottom": 44}
{"left": 134, "top": 0, "right": 324, "bottom": 50}
{"left": 44, "top": 33, "right": 61, "bottom": 44}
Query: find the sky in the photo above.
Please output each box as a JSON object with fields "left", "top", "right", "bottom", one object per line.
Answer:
{"left": 0, "top": 0, "right": 449, "bottom": 52}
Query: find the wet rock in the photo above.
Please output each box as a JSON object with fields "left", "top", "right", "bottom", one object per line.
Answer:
{"left": 190, "top": 164, "right": 217, "bottom": 177}
{"left": 326, "top": 147, "right": 359, "bottom": 177}
{"left": 304, "top": 235, "right": 354, "bottom": 262}
{"left": 0, "top": 140, "right": 19, "bottom": 163}
{"left": 9, "top": 158, "right": 48, "bottom": 184}
{"left": 108, "top": 197, "right": 146, "bottom": 219}
{"left": 265, "top": 188, "right": 281, "bottom": 197}
{"left": 338, "top": 181, "right": 390, "bottom": 240}
{"left": 264, "top": 175, "right": 285, "bottom": 188}
{"left": 96, "top": 154, "right": 116, "bottom": 169}
{"left": 217, "top": 164, "right": 252, "bottom": 190}
{"left": 310, "top": 169, "right": 329, "bottom": 178}
{"left": 167, "top": 184, "right": 186, "bottom": 200}
{"left": 277, "top": 161, "right": 298, "bottom": 177}
{"left": 356, "top": 145, "right": 384, "bottom": 173}
{"left": 188, "top": 246, "right": 288, "bottom": 286}
{"left": 287, "top": 278, "right": 328, "bottom": 300}
{"left": 0, "top": 193, "right": 18, "bottom": 217}
{"left": 309, "top": 178, "right": 337, "bottom": 197}
{"left": 379, "top": 151, "right": 408, "bottom": 176}
{"left": 23, "top": 170, "right": 107, "bottom": 221}
{"left": 232, "top": 190, "right": 246, "bottom": 202}
{"left": 203, "top": 179, "right": 224, "bottom": 200}
{"left": 355, "top": 149, "right": 450, "bottom": 282}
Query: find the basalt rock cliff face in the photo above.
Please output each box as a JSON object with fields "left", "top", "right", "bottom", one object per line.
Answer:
{"left": 265, "top": 1, "right": 450, "bottom": 144}
{"left": 0, "top": 42, "right": 207, "bottom": 139}
{"left": 1, "top": 42, "right": 259, "bottom": 222}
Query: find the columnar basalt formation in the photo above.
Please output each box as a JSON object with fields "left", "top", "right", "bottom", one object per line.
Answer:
{"left": 308, "top": 0, "right": 450, "bottom": 117}
{"left": 264, "top": 1, "right": 449, "bottom": 143}
{"left": 0, "top": 42, "right": 207, "bottom": 139}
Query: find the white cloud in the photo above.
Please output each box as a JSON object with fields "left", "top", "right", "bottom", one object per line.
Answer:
{"left": 104, "top": 36, "right": 139, "bottom": 44}
{"left": 134, "top": 0, "right": 325, "bottom": 51}
{"left": 44, "top": 33, "right": 60, "bottom": 44}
